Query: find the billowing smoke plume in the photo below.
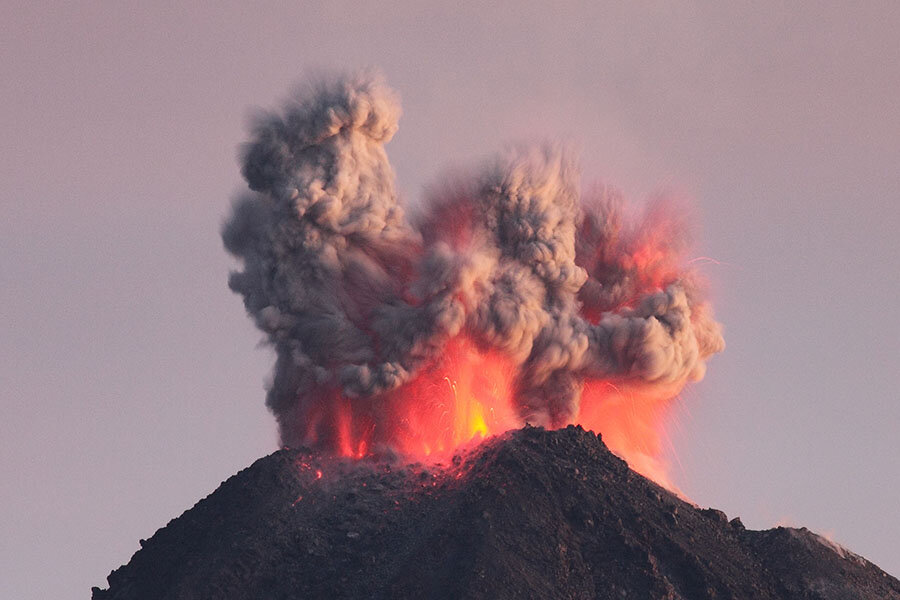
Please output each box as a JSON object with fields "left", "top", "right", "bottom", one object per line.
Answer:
{"left": 224, "top": 73, "right": 724, "bottom": 454}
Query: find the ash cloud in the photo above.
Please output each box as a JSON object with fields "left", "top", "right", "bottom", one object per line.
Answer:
{"left": 224, "top": 73, "right": 724, "bottom": 448}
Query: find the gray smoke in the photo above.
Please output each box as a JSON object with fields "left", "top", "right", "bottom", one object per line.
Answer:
{"left": 224, "top": 73, "right": 724, "bottom": 449}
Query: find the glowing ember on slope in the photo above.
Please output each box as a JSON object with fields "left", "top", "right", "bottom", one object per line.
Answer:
{"left": 224, "top": 73, "right": 724, "bottom": 490}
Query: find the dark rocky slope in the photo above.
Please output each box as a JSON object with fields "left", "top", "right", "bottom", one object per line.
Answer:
{"left": 93, "top": 426, "right": 900, "bottom": 599}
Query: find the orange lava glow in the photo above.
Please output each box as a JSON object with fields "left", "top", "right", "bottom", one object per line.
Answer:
{"left": 383, "top": 337, "right": 520, "bottom": 458}
{"left": 301, "top": 335, "right": 687, "bottom": 492}
{"left": 308, "top": 337, "right": 521, "bottom": 461}
{"left": 574, "top": 379, "right": 685, "bottom": 492}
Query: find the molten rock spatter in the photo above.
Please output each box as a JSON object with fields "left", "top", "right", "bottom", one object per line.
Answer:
{"left": 223, "top": 73, "right": 725, "bottom": 475}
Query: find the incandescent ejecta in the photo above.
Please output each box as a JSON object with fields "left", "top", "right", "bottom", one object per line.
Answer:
{"left": 223, "top": 73, "right": 724, "bottom": 486}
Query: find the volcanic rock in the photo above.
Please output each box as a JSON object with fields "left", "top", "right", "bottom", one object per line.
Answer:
{"left": 93, "top": 426, "right": 900, "bottom": 599}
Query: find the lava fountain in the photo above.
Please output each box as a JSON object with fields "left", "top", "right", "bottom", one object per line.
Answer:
{"left": 223, "top": 73, "right": 724, "bottom": 488}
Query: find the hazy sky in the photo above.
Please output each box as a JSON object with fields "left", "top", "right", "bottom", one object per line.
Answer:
{"left": 2, "top": 2, "right": 898, "bottom": 597}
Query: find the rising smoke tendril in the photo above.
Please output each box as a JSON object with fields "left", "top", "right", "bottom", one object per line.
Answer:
{"left": 223, "top": 72, "right": 724, "bottom": 449}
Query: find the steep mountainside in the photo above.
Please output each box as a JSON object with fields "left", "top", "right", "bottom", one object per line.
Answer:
{"left": 93, "top": 426, "right": 900, "bottom": 599}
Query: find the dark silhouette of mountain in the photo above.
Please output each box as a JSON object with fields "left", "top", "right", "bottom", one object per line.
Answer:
{"left": 93, "top": 426, "right": 900, "bottom": 599}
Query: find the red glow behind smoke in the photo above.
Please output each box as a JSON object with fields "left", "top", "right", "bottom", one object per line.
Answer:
{"left": 294, "top": 195, "right": 705, "bottom": 491}
{"left": 299, "top": 337, "right": 521, "bottom": 461}
{"left": 577, "top": 380, "right": 685, "bottom": 490}
{"left": 353, "top": 191, "right": 688, "bottom": 482}
{"left": 300, "top": 339, "right": 690, "bottom": 491}
{"left": 383, "top": 337, "right": 520, "bottom": 457}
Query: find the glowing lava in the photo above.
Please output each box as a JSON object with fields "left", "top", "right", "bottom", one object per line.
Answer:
{"left": 297, "top": 337, "right": 519, "bottom": 461}
{"left": 298, "top": 334, "right": 687, "bottom": 491}
{"left": 386, "top": 336, "right": 519, "bottom": 457}
{"left": 576, "top": 380, "right": 685, "bottom": 490}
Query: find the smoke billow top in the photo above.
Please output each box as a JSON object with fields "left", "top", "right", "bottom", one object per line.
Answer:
{"left": 223, "top": 73, "right": 724, "bottom": 463}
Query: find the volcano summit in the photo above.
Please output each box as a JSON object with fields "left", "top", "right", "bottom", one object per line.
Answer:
{"left": 93, "top": 426, "right": 899, "bottom": 599}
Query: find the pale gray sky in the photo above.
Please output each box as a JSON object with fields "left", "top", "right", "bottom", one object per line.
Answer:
{"left": 1, "top": 2, "right": 898, "bottom": 597}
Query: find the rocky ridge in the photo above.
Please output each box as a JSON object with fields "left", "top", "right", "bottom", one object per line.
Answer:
{"left": 93, "top": 426, "right": 900, "bottom": 599}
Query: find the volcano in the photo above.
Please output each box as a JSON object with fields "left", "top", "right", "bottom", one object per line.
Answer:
{"left": 93, "top": 426, "right": 898, "bottom": 599}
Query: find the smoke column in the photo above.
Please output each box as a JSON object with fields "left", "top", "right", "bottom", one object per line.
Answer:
{"left": 223, "top": 73, "right": 724, "bottom": 484}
